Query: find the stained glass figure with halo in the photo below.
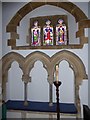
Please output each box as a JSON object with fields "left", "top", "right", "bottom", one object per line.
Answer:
{"left": 43, "top": 20, "right": 53, "bottom": 45}
{"left": 31, "top": 21, "right": 41, "bottom": 46}
{"left": 56, "top": 19, "right": 67, "bottom": 45}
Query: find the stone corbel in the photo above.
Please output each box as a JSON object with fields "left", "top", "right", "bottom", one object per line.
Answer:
{"left": 76, "top": 76, "right": 83, "bottom": 86}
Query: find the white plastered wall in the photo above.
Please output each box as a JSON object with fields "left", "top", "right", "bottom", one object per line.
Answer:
{"left": 2, "top": 2, "right": 88, "bottom": 117}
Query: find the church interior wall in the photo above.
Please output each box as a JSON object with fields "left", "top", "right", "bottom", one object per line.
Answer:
{"left": 0, "top": 1, "right": 2, "bottom": 105}
{"left": 1, "top": 1, "right": 89, "bottom": 118}
{"left": 0, "top": 2, "right": 2, "bottom": 59}
{"left": 88, "top": 1, "right": 90, "bottom": 108}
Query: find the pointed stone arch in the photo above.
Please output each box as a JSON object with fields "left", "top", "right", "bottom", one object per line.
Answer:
{"left": 7, "top": 2, "right": 87, "bottom": 26}
{"left": 51, "top": 50, "right": 88, "bottom": 84}
{"left": 50, "top": 50, "right": 88, "bottom": 117}
{"left": 1, "top": 50, "right": 88, "bottom": 91}
{"left": 6, "top": 1, "right": 90, "bottom": 48}
{"left": 25, "top": 51, "right": 51, "bottom": 76}
{"left": 1, "top": 50, "right": 88, "bottom": 116}
{"left": 2, "top": 52, "right": 24, "bottom": 75}
{"left": 1, "top": 52, "right": 24, "bottom": 101}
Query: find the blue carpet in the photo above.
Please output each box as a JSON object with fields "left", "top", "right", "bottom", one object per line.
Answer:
{"left": 6, "top": 100, "right": 77, "bottom": 114}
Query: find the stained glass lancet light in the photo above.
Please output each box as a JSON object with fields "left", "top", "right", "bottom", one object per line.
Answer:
{"left": 56, "top": 19, "right": 67, "bottom": 45}
{"left": 31, "top": 21, "right": 41, "bottom": 46}
{"left": 43, "top": 20, "right": 53, "bottom": 45}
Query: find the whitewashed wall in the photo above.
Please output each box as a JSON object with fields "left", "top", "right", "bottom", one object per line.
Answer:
{"left": 0, "top": 2, "right": 2, "bottom": 119}
{"left": 0, "top": 1, "right": 2, "bottom": 63}
{"left": 88, "top": 2, "right": 90, "bottom": 108}
{"left": 2, "top": 2, "right": 88, "bottom": 107}
{"left": 0, "top": 2, "right": 2, "bottom": 59}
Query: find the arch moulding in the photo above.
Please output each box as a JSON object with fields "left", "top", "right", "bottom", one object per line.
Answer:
{"left": 1, "top": 50, "right": 88, "bottom": 84}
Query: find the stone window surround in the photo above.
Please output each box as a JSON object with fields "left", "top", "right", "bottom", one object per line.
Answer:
{"left": 29, "top": 15, "right": 69, "bottom": 46}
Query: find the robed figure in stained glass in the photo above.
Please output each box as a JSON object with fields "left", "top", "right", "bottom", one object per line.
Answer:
{"left": 56, "top": 19, "right": 67, "bottom": 45}
{"left": 31, "top": 21, "right": 41, "bottom": 46}
{"left": 43, "top": 20, "right": 53, "bottom": 45}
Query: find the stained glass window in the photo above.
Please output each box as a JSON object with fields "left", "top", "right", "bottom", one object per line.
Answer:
{"left": 43, "top": 20, "right": 53, "bottom": 45}
{"left": 56, "top": 19, "right": 67, "bottom": 45}
{"left": 31, "top": 21, "right": 41, "bottom": 46}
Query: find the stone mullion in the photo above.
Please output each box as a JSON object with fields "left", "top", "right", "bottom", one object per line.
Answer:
{"left": 41, "top": 27, "right": 43, "bottom": 46}
{"left": 53, "top": 26, "right": 56, "bottom": 45}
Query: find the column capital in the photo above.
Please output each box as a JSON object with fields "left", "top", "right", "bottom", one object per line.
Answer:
{"left": 22, "top": 74, "right": 31, "bottom": 83}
